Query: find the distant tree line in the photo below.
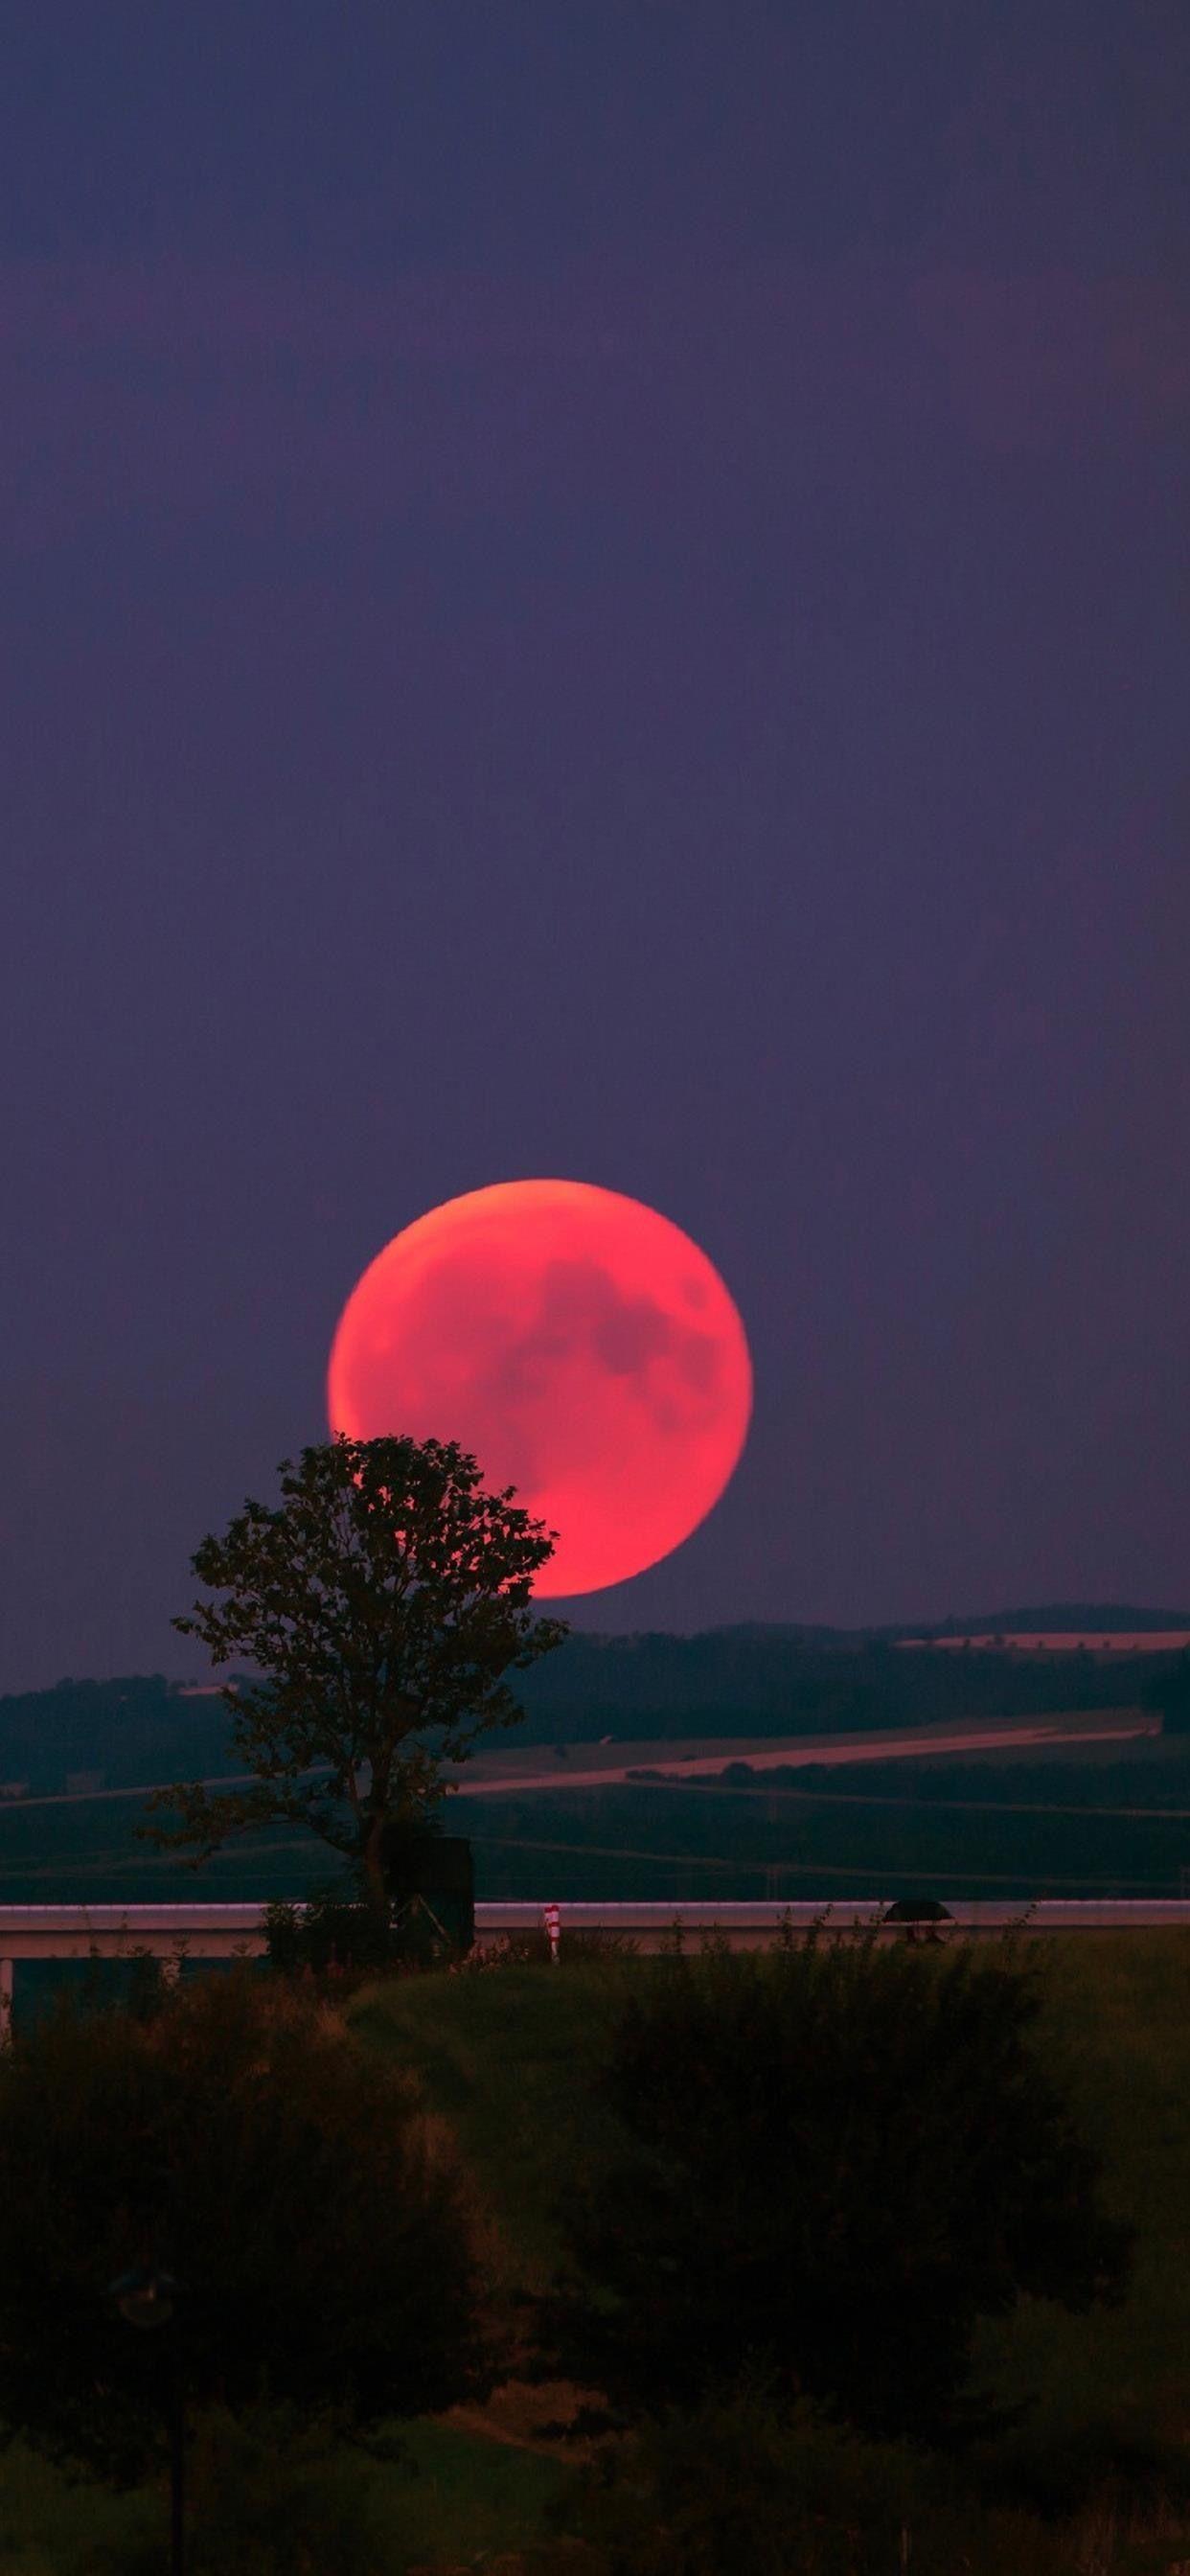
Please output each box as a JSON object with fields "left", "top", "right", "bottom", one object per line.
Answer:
{"left": 0, "top": 1677, "right": 236, "bottom": 1799}
{"left": 515, "top": 1630, "right": 1190, "bottom": 1739}
{"left": 5, "top": 1635, "right": 1188, "bottom": 1795}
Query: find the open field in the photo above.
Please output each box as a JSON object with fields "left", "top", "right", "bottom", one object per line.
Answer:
{"left": 1, "top": 1722, "right": 1190, "bottom": 1928}
{"left": 1, "top": 1932, "right": 1187, "bottom": 2570}
{"left": 2, "top": 1705, "right": 1162, "bottom": 1816}
{"left": 456, "top": 1705, "right": 1163, "bottom": 1792}
{"left": 461, "top": 1759, "right": 1190, "bottom": 1902}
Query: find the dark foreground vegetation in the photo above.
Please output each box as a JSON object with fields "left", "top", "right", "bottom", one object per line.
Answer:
{"left": 0, "top": 1926, "right": 1187, "bottom": 2571}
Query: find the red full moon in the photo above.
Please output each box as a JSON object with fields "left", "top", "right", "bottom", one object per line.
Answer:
{"left": 326, "top": 1179, "right": 752, "bottom": 1597}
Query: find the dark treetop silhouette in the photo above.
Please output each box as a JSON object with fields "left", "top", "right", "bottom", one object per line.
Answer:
{"left": 140, "top": 1434, "right": 568, "bottom": 1920}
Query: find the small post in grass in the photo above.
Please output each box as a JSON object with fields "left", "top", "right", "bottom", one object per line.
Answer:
{"left": 542, "top": 1902, "right": 561, "bottom": 1966}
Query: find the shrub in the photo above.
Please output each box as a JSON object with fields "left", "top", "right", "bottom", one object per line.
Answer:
{"left": 79, "top": 2402, "right": 391, "bottom": 2576}
{"left": 264, "top": 1887, "right": 402, "bottom": 1980}
{"left": 266, "top": 1861, "right": 475, "bottom": 1985}
{"left": 545, "top": 2387, "right": 1088, "bottom": 2576}
{"left": 78, "top": 1941, "right": 172, "bottom": 2024}
{"left": 538, "top": 1929, "right": 1135, "bottom": 2452}
{"left": 0, "top": 1966, "right": 488, "bottom": 2485}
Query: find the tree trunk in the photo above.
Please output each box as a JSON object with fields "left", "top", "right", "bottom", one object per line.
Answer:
{"left": 360, "top": 1813, "right": 392, "bottom": 1939}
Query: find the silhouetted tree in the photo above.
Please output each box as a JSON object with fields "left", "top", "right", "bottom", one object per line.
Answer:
{"left": 140, "top": 1435, "right": 567, "bottom": 1923}
{"left": 538, "top": 1929, "right": 1134, "bottom": 2452}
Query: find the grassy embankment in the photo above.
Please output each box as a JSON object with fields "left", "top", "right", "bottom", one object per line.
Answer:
{"left": 0, "top": 1931, "right": 1187, "bottom": 2570}
{"left": 351, "top": 1935, "right": 1190, "bottom": 2471}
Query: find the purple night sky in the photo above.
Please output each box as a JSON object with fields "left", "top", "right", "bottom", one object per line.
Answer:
{"left": 3, "top": 6, "right": 1187, "bottom": 1690}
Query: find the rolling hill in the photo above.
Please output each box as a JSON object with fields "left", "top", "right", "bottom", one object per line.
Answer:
{"left": 2, "top": 1609, "right": 1186, "bottom": 1795}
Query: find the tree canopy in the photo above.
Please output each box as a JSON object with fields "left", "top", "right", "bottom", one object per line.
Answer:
{"left": 0, "top": 1970, "right": 486, "bottom": 2485}
{"left": 538, "top": 1930, "right": 1135, "bottom": 2451}
{"left": 140, "top": 1434, "right": 568, "bottom": 1916}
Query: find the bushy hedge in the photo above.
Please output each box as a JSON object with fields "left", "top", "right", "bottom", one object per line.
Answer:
{"left": 537, "top": 1925, "right": 1135, "bottom": 2451}
{"left": 264, "top": 1887, "right": 404, "bottom": 1977}
{"left": 0, "top": 1968, "right": 488, "bottom": 2483}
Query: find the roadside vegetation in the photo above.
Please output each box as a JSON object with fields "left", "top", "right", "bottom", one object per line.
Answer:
{"left": 0, "top": 1927, "right": 1185, "bottom": 2571}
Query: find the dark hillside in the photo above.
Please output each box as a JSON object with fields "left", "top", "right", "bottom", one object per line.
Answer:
{"left": 914, "top": 1604, "right": 1190, "bottom": 1637}
{"left": 4, "top": 1615, "right": 1190, "bottom": 1783}
{"left": 514, "top": 1631, "right": 1190, "bottom": 1743}
{"left": 0, "top": 1678, "right": 237, "bottom": 1797}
